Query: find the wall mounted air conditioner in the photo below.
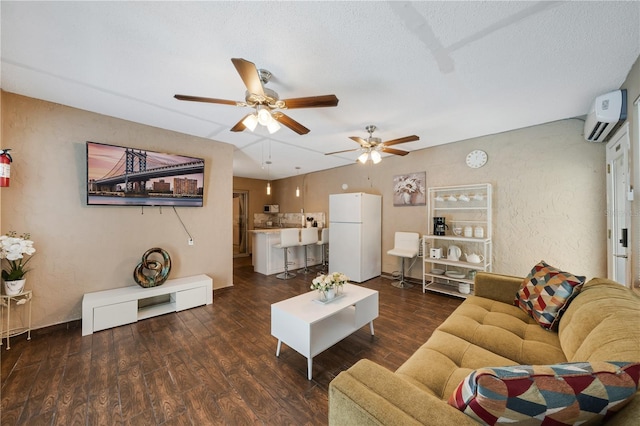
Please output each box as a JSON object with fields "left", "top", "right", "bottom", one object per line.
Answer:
{"left": 584, "top": 89, "right": 627, "bottom": 142}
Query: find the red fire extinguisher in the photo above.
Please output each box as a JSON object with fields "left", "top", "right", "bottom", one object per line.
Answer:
{"left": 0, "top": 149, "right": 12, "bottom": 187}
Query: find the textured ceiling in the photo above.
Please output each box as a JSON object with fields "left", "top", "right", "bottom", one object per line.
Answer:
{"left": 1, "top": 1, "right": 639, "bottom": 179}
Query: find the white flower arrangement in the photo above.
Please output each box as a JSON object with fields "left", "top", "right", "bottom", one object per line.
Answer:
{"left": 311, "top": 272, "right": 349, "bottom": 292}
{"left": 0, "top": 232, "right": 36, "bottom": 281}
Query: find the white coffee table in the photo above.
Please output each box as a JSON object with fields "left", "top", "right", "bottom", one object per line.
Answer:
{"left": 271, "top": 283, "right": 379, "bottom": 380}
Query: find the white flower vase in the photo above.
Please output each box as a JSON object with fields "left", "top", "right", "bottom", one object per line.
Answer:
{"left": 402, "top": 192, "right": 412, "bottom": 204}
{"left": 319, "top": 287, "right": 336, "bottom": 302}
{"left": 326, "top": 287, "right": 336, "bottom": 300}
{"left": 4, "top": 279, "right": 26, "bottom": 296}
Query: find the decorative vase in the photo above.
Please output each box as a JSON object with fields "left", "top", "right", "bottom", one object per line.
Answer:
{"left": 4, "top": 279, "right": 26, "bottom": 296}
{"left": 326, "top": 287, "right": 336, "bottom": 300}
{"left": 402, "top": 192, "right": 412, "bottom": 204}
{"left": 319, "top": 287, "right": 336, "bottom": 302}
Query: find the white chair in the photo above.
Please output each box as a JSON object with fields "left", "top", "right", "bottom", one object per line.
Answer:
{"left": 273, "top": 228, "right": 300, "bottom": 279}
{"left": 387, "top": 232, "right": 420, "bottom": 288}
{"left": 299, "top": 227, "right": 319, "bottom": 274}
{"left": 316, "top": 228, "right": 329, "bottom": 274}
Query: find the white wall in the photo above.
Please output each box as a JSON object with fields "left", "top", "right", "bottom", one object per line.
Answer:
{"left": 274, "top": 118, "right": 607, "bottom": 281}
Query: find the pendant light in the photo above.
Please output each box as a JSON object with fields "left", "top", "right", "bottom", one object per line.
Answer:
{"left": 295, "top": 166, "right": 301, "bottom": 197}
{"left": 265, "top": 140, "right": 272, "bottom": 195}
{"left": 266, "top": 160, "right": 272, "bottom": 195}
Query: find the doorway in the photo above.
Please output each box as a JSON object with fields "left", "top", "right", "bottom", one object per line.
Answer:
{"left": 606, "top": 122, "right": 631, "bottom": 285}
{"left": 233, "top": 191, "right": 249, "bottom": 257}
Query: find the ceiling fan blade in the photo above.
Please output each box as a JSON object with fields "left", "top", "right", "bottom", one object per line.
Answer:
{"left": 381, "top": 146, "right": 410, "bottom": 156}
{"left": 272, "top": 112, "right": 310, "bottom": 135}
{"left": 231, "top": 58, "right": 265, "bottom": 96}
{"left": 281, "top": 95, "right": 339, "bottom": 109}
{"left": 349, "top": 136, "right": 369, "bottom": 146}
{"left": 382, "top": 135, "right": 420, "bottom": 146}
{"left": 325, "top": 148, "right": 359, "bottom": 155}
{"left": 174, "top": 94, "right": 239, "bottom": 106}
{"left": 230, "top": 115, "right": 250, "bottom": 132}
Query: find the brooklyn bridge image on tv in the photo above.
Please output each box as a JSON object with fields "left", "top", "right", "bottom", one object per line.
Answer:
{"left": 87, "top": 142, "right": 205, "bottom": 207}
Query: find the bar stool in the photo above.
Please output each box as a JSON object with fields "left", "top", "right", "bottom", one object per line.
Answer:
{"left": 316, "top": 228, "right": 329, "bottom": 274}
{"left": 274, "top": 228, "right": 300, "bottom": 280}
{"left": 387, "top": 232, "right": 420, "bottom": 288}
{"left": 299, "top": 227, "right": 319, "bottom": 274}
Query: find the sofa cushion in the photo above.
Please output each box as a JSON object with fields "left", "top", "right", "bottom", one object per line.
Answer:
{"left": 395, "top": 296, "right": 567, "bottom": 399}
{"left": 515, "top": 261, "right": 585, "bottom": 330}
{"left": 448, "top": 361, "right": 640, "bottom": 425}
{"left": 437, "top": 296, "right": 566, "bottom": 365}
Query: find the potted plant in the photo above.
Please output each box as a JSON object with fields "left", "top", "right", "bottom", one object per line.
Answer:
{"left": 0, "top": 231, "right": 36, "bottom": 295}
{"left": 311, "top": 272, "right": 349, "bottom": 301}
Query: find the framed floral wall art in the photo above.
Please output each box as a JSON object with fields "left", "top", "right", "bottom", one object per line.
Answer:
{"left": 393, "top": 172, "right": 426, "bottom": 206}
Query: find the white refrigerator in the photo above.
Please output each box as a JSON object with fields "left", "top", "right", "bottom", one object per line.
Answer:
{"left": 329, "top": 193, "right": 381, "bottom": 282}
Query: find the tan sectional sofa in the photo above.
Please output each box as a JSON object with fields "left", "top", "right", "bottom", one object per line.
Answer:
{"left": 329, "top": 272, "right": 640, "bottom": 425}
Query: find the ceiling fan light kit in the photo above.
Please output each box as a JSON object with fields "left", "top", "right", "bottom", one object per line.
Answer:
{"left": 266, "top": 118, "right": 281, "bottom": 134}
{"left": 242, "top": 114, "right": 258, "bottom": 131}
{"left": 257, "top": 106, "right": 272, "bottom": 126}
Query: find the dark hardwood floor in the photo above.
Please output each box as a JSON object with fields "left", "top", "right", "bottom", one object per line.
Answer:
{"left": 0, "top": 257, "right": 462, "bottom": 425}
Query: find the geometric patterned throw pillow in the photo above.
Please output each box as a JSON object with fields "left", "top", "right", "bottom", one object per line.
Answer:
{"left": 514, "top": 261, "right": 585, "bottom": 330}
{"left": 448, "top": 361, "right": 640, "bottom": 425}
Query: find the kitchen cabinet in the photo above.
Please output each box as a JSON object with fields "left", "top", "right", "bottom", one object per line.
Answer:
{"left": 422, "top": 183, "right": 492, "bottom": 298}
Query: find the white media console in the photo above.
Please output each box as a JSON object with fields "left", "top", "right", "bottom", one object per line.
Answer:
{"left": 82, "top": 274, "right": 213, "bottom": 336}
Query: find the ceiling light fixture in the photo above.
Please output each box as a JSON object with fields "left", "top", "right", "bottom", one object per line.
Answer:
{"left": 265, "top": 140, "right": 272, "bottom": 195}
{"left": 265, "top": 160, "right": 272, "bottom": 195}
{"left": 295, "top": 166, "right": 301, "bottom": 197}
{"left": 357, "top": 148, "right": 382, "bottom": 164}
{"left": 241, "top": 105, "right": 280, "bottom": 134}
{"left": 242, "top": 113, "right": 258, "bottom": 131}
{"left": 266, "top": 119, "right": 281, "bottom": 134}
{"left": 257, "top": 106, "right": 272, "bottom": 126}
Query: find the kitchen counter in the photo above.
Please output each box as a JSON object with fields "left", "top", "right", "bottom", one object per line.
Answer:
{"left": 251, "top": 228, "right": 323, "bottom": 275}
{"left": 251, "top": 226, "right": 301, "bottom": 232}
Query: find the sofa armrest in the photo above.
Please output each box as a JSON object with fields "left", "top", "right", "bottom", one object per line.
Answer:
{"left": 329, "top": 359, "right": 478, "bottom": 425}
{"left": 474, "top": 272, "right": 523, "bottom": 305}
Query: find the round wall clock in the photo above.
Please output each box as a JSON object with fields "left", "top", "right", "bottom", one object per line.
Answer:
{"left": 465, "top": 150, "right": 488, "bottom": 168}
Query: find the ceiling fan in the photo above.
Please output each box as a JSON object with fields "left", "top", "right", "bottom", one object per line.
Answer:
{"left": 325, "top": 125, "right": 419, "bottom": 164}
{"left": 174, "top": 58, "right": 339, "bottom": 135}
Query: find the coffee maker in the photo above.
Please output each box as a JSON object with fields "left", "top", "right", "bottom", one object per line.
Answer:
{"left": 433, "top": 217, "right": 448, "bottom": 236}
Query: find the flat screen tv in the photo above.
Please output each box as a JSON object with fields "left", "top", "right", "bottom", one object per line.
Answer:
{"left": 86, "top": 141, "right": 204, "bottom": 207}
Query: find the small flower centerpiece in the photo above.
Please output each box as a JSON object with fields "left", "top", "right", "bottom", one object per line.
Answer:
{"left": 311, "top": 272, "right": 349, "bottom": 301}
{"left": 0, "top": 231, "right": 36, "bottom": 295}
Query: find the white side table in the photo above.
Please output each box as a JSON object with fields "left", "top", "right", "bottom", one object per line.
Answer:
{"left": 0, "top": 290, "right": 33, "bottom": 350}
